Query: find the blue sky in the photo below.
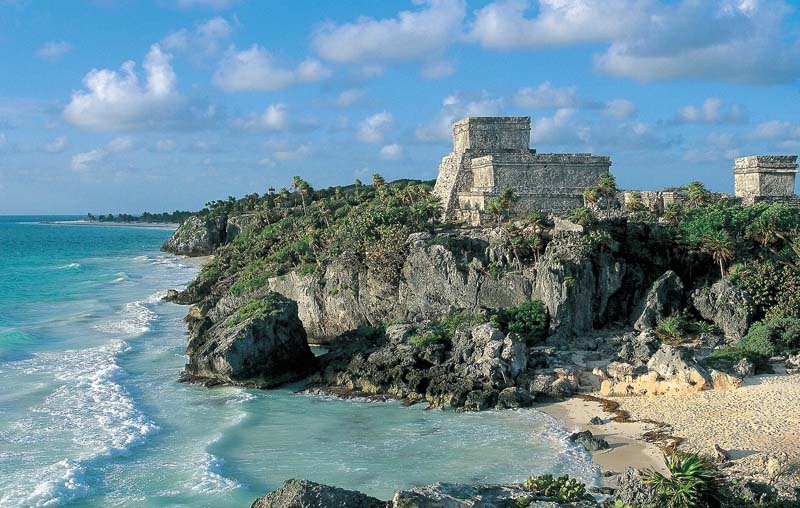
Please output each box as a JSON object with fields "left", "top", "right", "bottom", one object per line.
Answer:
{"left": 1, "top": 0, "right": 800, "bottom": 214}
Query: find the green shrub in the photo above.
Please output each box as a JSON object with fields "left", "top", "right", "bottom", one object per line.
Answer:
{"left": 657, "top": 313, "right": 690, "bottom": 344}
{"left": 740, "top": 322, "right": 779, "bottom": 357}
{"left": 409, "top": 330, "right": 447, "bottom": 349}
{"left": 688, "top": 320, "right": 717, "bottom": 336}
{"left": 521, "top": 474, "right": 590, "bottom": 503}
{"left": 740, "top": 317, "right": 800, "bottom": 357}
{"left": 226, "top": 294, "right": 282, "bottom": 326}
{"left": 646, "top": 452, "right": 723, "bottom": 508}
{"left": 704, "top": 347, "right": 772, "bottom": 374}
{"left": 407, "top": 311, "right": 486, "bottom": 350}
{"left": 569, "top": 206, "right": 598, "bottom": 228}
{"left": 491, "top": 300, "right": 549, "bottom": 345}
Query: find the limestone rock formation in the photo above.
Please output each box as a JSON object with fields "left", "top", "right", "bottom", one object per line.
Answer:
{"left": 600, "top": 344, "right": 712, "bottom": 396}
{"left": 162, "top": 215, "right": 227, "bottom": 256}
{"left": 393, "top": 482, "right": 596, "bottom": 508}
{"left": 251, "top": 480, "right": 599, "bottom": 508}
{"left": 183, "top": 292, "right": 317, "bottom": 388}
{"left": 251, "top": 479, "right": 388, "bottom": 508}
{"left": 631, "top": 270, "right": 684, "bottom": 331}
{"left": 568, "top": 430, "right": 610, "bottom": 451}
{"left": 312, "top": 322, "right": 534, "bottom": 410}
{"left": 613, "top": 468, "right": 656, "bottom": 507}
{"left": 692, "top": 280, "right": 753, "bottom": 342}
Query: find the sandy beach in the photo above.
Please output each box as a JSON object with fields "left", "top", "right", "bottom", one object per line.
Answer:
{"left": 537, "top": 398, "right": 667, "bottom": 480}
{"left": 537, "top": 372, "right": 800, "bottom": 488}
{"left": 616, "top": 373, "right": 800, "bottom": 486}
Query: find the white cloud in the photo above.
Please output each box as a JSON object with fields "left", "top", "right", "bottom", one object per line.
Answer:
{"left": 676, "top": 98, "right": 745, "bottom": 124}
{"left": 274, "top": 144, "right": 313, "bottom": 161}
{"left": 234, "top": 103, "right": 289, "bottom": 131}
{"left": 312, "top": 0, "right": 465, "bottom": 64}
{"left": 748, "top": 120, "right": 800, "bottom": 141}
{"left": 470, "top": 0, "right": 641, "bottom": 50}
{"left": 37, "top": 41, "right": 72, "bottom": 59}
{"left": 603, "top": 99, "right": 636, "bottom": 119}
{"left": 513, "top": 82, "right": 577, "bottom": 109}
{"left": 357, "top": 112, "right": 394, "bottom": 144}
{"left": 44, "top": 136, "right": 68, "bottom": 153}
{"left": 335, "top": 88, "right": 366, "bottom": 108}
{"left": 683, "top": 132, "right": 741, "bottom": 162}
{"left": 156, "top": 139, "right": 177, "bottom": 152}
{"left": 71, "top": 149, "right": 107, "bottom": 171}
{"left": 107, "top": 136, "right": 133, "bottom": 152}
{"left": 421, "top": 60, "right": 457, "bottom": 79}
{"left": 379, "top": 143, "right": 403, "bottom": 160}
{"left": 162, "top": 17, "right": 233, "bottom": 62}
{"left": 213, "top": 45, "right": 331, "bottom": 92}
{"left": 470, "top": 0, "right": 800, "bottom": 84}
{"left": 259, "top": 103, "right": 288, "bottom": 130}
{"left": 64, "top": 44, "right": 186, "bottom": 131}
{"left": 594, "top": 1, "right": 800, "bottom": 84}
{"left": 415, "top": 93, "right": 503, "bottom": 142}
{"left": 532, "top": 108, "right": 586, "bottom": 145}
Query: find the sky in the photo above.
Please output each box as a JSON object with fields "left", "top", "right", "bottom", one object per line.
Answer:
{"left": 1, "top": 0, "right": 800, "bottom": 214}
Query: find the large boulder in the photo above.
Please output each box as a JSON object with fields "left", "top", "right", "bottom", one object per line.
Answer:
{"left": 617, "top": 330, "right": 660, "bottom": 368}
{"left": 184, "top": 292, "right": 317, "bottom": 388}
{"left": 691, "top": 279, "right": 752, "bottom": 342}
{"left": 162, "top": 215, "right": 227, "bottom": 256}
{"left": 631, "top": 270, "right": 684, "bottom": 331}
{"left": 251, "top": 479, "right": 388, "bottom": 508}
{"left": 613, "top": 468, "right": 656, "bottom": 507}
{"left": 601, "top": 344, "right": 712, "bottom": 396}
{"left": 314, "top": 322, "right": 534, "bottom": 410}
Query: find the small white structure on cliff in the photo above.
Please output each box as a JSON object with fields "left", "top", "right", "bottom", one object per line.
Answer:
{"left": 433, "top": 116, "right": 611, "bottom": 225}
{"left": 733, "top": 155, "right": 798, "bottom": 204}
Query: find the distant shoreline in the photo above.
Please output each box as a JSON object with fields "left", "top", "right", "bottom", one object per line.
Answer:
{"left": 39, "top": 220, "right": 178, "bottom": 231}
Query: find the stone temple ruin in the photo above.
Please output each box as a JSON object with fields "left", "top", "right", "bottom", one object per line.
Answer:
{"left": 433, "top": 116, "right": 611, "bottom": 225}
{"left": 733, "top": 155, "right": 798, "bottom": 205}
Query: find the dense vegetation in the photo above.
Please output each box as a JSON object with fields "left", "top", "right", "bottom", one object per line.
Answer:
{"left": 192, "top": 175, "right": 442, "bottom": 300}
{"left": 406, "top": 300, "right": 550, "bottom": 350}
{"left": 86, "top": 210, "right": 194, "bottom": 223}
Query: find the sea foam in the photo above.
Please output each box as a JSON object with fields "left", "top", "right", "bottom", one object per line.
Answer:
{"left": 93, "top": 294, "right": 161, "bottom": 335}
{"left": 0, "top": 341, "right": 157, "bottom": 507}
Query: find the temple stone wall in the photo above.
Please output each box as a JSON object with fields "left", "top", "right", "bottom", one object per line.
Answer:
{"left": 734, "top": 155, "right": 798, "bottom": 203}
{"left": 433, "top": 116, "right": 612, "bottom": 224}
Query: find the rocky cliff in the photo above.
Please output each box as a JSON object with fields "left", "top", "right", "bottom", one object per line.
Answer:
{"left": 264, "top": 223, "right": 665, "bottom": 342}
{"left": 182, "top": 291, "right": 317, "bottom": 388}
{"left": 162, "top": 213, "right": 258, "bottom": 256}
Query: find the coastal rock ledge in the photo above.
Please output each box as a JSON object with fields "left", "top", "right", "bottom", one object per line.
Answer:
{"left": 183, "top": 291, "right": 317, "bottom": 388}
{"left": 251, "top": 479, "right": 598, "bottom": 508}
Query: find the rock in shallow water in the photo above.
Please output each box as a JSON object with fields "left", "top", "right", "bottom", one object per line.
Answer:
{"left": 568, "top": 430, "right": 610, "bottom": 451}
{"left": 251, "top": 479, "right": 388, "bottom": 508}
{"left": 184, "top": 292, "right": 317, "bottom": 388}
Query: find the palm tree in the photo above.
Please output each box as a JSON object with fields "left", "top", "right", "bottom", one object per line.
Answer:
{"left": 354, "top": 178, "right": 362, "bottom": 201}
{"left": 687, "top": 181, "right": 711, "bottom": 207}
{"left": 488, "top": 196, "right": 504, "bottom": 226}
{"left": 597, "top": 172, "right": 617, "bottom": 216}
{"left": 583, "top": 186, "right": 599, "bottom": 208}
{"left": 626, "top": 192, "right": 644, "bottom": 212}
{"left": 499, "top": 187, "right": 519, "bottom": 220}
{"left": 292, "top": 176, "right": 311, "bottom": 215}
{"left": 372, "top": 173, "right": 386, "bottom": 198}
{"left": 700, "top": 230, "right": 734, "bottom": 278}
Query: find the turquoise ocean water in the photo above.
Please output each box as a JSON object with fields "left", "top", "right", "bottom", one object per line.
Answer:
{"left": 0, "top": 216, "right": 598, "bottom": 508}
